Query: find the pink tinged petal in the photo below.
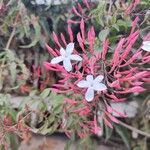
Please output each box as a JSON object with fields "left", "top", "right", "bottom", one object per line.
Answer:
{"left": 51, "top": 56, "right": 64, "bottom": 64}
{"left": 77, "top": 80, "right": 89, "bottom": 88}
{"left": 93, "top": 83, "right": 107, "bottom": 91}
{"left": 60, "top": 47, "right": 66, "bottom": 56}
{"left": 63, "top": 58, "right": 72, "bottom": 72}
{"left": 86, "top": 75, "right": 94, "bottom": 83}
{"left": 66, "top": 43, "right": 74, "bottom": 54}
{"left": 94, "top": 75, "right": 104, "bottom": 83}
{"left": 85, "top": 88, "right": 94, "bottom": 102}
{"left": 70, "top": 54, "right": 82, "bottom": 61}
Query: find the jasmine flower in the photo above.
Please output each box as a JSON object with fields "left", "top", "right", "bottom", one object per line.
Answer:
{"left": 51, "top": 43, "right": 82, "bottom": 72}
{"left": 77, "top": 75, "right": 107, "bottom": 102}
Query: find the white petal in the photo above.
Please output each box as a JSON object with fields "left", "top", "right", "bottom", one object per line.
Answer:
{"left": 77, "top": 80, "right": 90, "bottom": 88}
{"left": 63, "top": 58, "right": 72, "bottom": 72}
{"left": 141, "top": 45, "right": 150, "bottom": 52}
{"left": 66, "top": 43, "right": 74, "bottom": 54}
{"left": 70, "top": 54, "right": 82, "bottom": 61}
{"left": 143, "top": 41, "right": 150, "bottom": 46}
{"left": 60, "top": 47, "right": 66, "bottom": 56}
{"left": 94, "top": 75, "right": 104, "bottom": 83}
{"left": 85, "top": 88, "right": 94, "bottom": 102}
{"left": 86, "top": 75, "right": 94, "bottom": 83}
{"left": 93, "top": 83, "right": 107, "bottom": 91}
{"left": 51, "top": 56, "right": 64, "bottom": 64}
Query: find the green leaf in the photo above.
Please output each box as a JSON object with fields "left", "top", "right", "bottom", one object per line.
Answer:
{"left": 40, "top": 88, "right": 50, "bottom": 99}
{"left": 20, "top": 20, "right": 41, "bottom": 48}
{"left": 8, "top": 134, "right": 18, "bottom": 150}
{"left": 9, "top": 62, "right": 17, "bottom": 83}
{"left": 112, "top": 24, "right": 120, "bottom": 31}
{"left": 65, "top": 140, "right": 73, "bottom": 150}
{"left": 116, "top": 20, "right": 131, "bottom": 30}
{"left": 105, "top": 124, "right": 113, "bottom": 141}
{"left": 6, "top": 50, "right": 15, "bottom": 61}
{"left": 98, "top": 28, "right": 110, "bottom": 41}
{"left": 115, "top": 125, "right": 131, "bottom": 150}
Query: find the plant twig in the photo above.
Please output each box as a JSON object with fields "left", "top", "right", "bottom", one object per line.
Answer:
{"left": 5, "top": 26, "right": 16, "bottom": 50}
{"left": 5, "top": 12, "right": 19, "bottom": 50}
{"left": 119, "top": 120, "right": 150, "bottom": 138}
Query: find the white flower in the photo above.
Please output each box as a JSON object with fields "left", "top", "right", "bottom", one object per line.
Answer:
{"left": 51, "top": 43, "right": 82, "bottom": 72}
{"left": 141, "top": 41, "right": 150, "bottom": 52}
{"left": 77, "top": 75, "right": 107, "bottom": 102}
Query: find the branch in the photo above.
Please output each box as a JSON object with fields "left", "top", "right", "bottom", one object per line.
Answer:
{"left": 119, "top": 120, "right": 150, "bottom": 138}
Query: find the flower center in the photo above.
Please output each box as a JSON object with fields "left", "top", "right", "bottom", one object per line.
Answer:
{"left": 64, "top": 54, "right": 68, "bottom": 58}
{"left": 90, "top": 83, "right": 94, "bottom": 87}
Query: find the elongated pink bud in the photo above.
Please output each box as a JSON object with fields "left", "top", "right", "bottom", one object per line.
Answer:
{"left": 94, "top": 116, "right": 101, "bottom": 134}
{"left": 120, "top": 51, "right": 141, "bottom": 67}
{"left": 68, "top": 25, "right": 74, "bottom": 42}
{"left": 115, "top": 86, "right": 146, "bottom": 94}
{"left": 120, "top": 34, "right": 139, "bottom": 62}
{"left": 45, "top": 44, "right": 58, "bottom": 56}
{"left": 77, "top": 32, "right": 85, "bottom": 52}
{"left": 83, "top": 0, "right": 90, "bottom": 9}
{"left": 52, "top": 32, "right": 61, "bottom": 48}
{"left": 60, "top": 33, "right": 67, "bottom": 46}
{"left": 130, "top": 17, "right": 139, "bottom": 35}
{"left": 72, "top": 6, "right": 82, "bottom": 17}
{"left": 88, "top": 27, "right": 95, "bottom": 54}
{"left": 121, "top": 71, "right": 149, "bottom": 81}
{"left": 80, "top": 19, "right": 85, "bottom": 42}
{"left": 64, "top": 98, "right": 78, "bottom": 105}
{"left": 77, "top": 3, "right": 83, "bottom": 14}
{"left": 109, "top": 80, "right": 121, "bottom": 89}
{"left": 102, "top": 39, "right": 109, "bottom": 61}
{"left": 105, "top": 111, "right": 119, "bottom": 123}
{"left": 106, "top": 106, "right": 126, "bottom": 117}
{"left": 111, "top": 38, "right": 125, "bottom": 65}
{"left": 106, "top": 93, "right": 126, "bottom": 102}
{"left": 102, "top": 115, "right": 113, "bottom": 129}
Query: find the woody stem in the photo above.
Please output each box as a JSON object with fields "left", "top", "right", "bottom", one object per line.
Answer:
{"left": 119, "top": 120, "right": 150, "bottom": 138}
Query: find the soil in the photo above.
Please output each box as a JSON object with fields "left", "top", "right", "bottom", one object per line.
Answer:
{"left": 19, "top": 134, "right": 125, "bottom": 150}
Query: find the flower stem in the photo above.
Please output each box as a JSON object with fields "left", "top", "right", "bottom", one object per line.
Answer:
{"left": 119, "top": 120, "right": 150, "bottom": 138}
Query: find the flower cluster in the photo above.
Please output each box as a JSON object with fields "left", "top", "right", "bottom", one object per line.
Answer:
{"left": 44, "top": 16, "right": 150, "bottom": 137}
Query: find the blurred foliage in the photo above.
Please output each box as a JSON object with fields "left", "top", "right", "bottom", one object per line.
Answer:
{"left": 0, "top": 0, "right": 150, "bottom": 150}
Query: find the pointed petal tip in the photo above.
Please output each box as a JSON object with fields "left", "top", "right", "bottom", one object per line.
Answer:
{"left": 70, "top": 55, "right": 82, "bottom": 61}
{"left": 51, "top": 56, "right": 64, "bottom": 64}
{"left": 66, "top": 43, "right": 75, "bottom": 54}
{"left": 63, "top": 58, "right": 72, "bottom": 72}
